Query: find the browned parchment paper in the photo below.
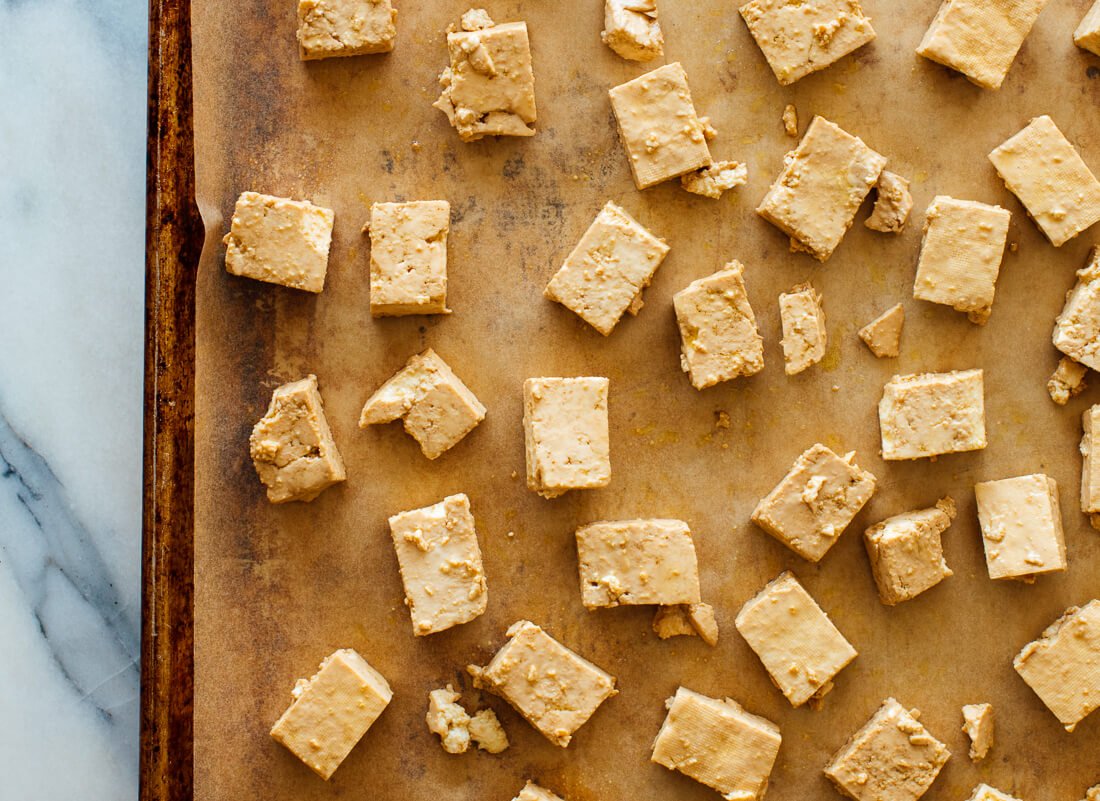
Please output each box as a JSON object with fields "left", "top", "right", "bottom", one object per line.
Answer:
{"left": 192, "top": 2, "right": 1100, "bottom": 799}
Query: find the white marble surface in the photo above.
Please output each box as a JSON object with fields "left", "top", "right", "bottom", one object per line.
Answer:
{"left": 0, "top": 0, "right": 147, "bottom": 797}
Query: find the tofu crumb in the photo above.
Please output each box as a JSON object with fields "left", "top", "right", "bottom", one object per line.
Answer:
{"left": 782, "top": 104, "right": 798, "bottom": 137}
{"left": 961, "top": 703, "right": 994, "bottom": 761}
{"left": 468, "top": 709, "right": 510, "bottom": 753}
{"left": 426, "top": 685, "right": 472, "bottom": 754}
{"left": 1047, "top": 357, "right": 1088, "bottom": 406}
{"left": 681, "top": 161, "right": 748, "bottom": 199}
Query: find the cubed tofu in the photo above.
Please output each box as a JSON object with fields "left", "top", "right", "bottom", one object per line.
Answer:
{"left": 916, "top": 0, "right": 1049, "bottom": 90}
{"left": 359, "top": 349, "right": 486, "bottom": 459}
{"left": 1014, "top": 600, "right": 1100, "bottom": 732}
{"left": 673, "top": 261, "right": 765, "bottom": 390}
{"left": 250, "top": 375, "right": 346, "bottom": 503}
{"left": 544, "top": 201, "right": 669, "bottom": 335}
{"left": 575, "top": 519, "right": 700, "bottom": 608}
{"left": 368, "top": 201, "right": 450, "bottom": 316}
{"left": 1053, "top": 248, "right": 1100, "bottom": 370}
{"left": 512, "top": 782, "right": 566, "bottom": 801}
{"left": 824, "top": 698, "right": 951, "bottom": 801}
{"left": 426, "top": 685, "right": 471, "bottom": 753}
{"left": 297, "top": 0, "right": 397, "bottom": 60}
{"left": 223, "top": 192, "right": 334, "bottom": 293}
{"left": 751, "top": 443, "right": 877, "bottom": 562}
{"left": 757, "top": 117, "right": 887, "bottom": 261}
{"left": 1082, "top": 405, "right": 1100, "bottom": 525}
{"left": 912, "top": 196, "right": 1011, "bottom": 324}
{"left": 779, "top": 283, "right": 827, "bottom": 375}
{"left": 975, "top": 474, "right": 1066, "bottom": 582}
{"left": 608, "top": 62, "right": 713, "bottom": 190}
{"left": 879, "top": 370, "right": 987, "bottom": 460}
{"left": 651, "top": 687, "right": 781, "bottom": 801}
{"left": 433, "top": 11, "right": 536, "bottom": 141}
{"left": 989, "top": 116, "right": 1100, "bottom": 246}
{"left": 1076, "top": 2, "right": 1100, "bottom": 55}
{"left": 468, "top": 620, "right": 617, "bottom": 747}
{"left": 270, "top": 649, "right": 392, "bottom": 780}
{"left": 735, "top": 571, "right": 858, "bottom": 707}
{"left": 523, "top": 377, "right": 611, "bottom": 498}
{"left": 388, "top": 493, "right": 487, "bottom": 635}
{"left": 1048, "top": 356, "right": 1088, "bottom": 406}
{"left": 652, "top": 603, "right": 720, "bottom": 646}
{"left": 866, "top": 170, "right": 914, "bottom": 233}
{"left": 863, "top": 498, "right": 955, "bottom": 606}
{"left": 602, "top": 0, "right": 663, "bottom": 61}
{"left": 961, "top": 703, "right": 994, "bottom": 761}
{"left": 859, "top": 303, "right": 905, "bottom": 358}
{"left": 968, "top": 785, "right": 1021, "bottom": 801}
{"left": 681, "top": 161, "right": 749, "bottom": 199}
{"left": 739, "top": 0, "right": 876, "bottom": 85}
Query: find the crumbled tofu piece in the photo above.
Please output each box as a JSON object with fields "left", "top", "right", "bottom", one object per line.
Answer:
{"left": 544, "top": 201, "right": 669, "bottom": 335}
{"left": 575, "top": 519, "right": 700, "bottom": 608}
{"left": 913, "top": 196, "right": 1011, "bottom": 324}
{"left": 864, "top": 498, "right": 955, "bottom": 605}
{"left": 916, "top": 0, "right": 1049, "bottom": 90}
{"left": 602, "top": 0, "right": 663, "bottom": 61}
{"left": 1014, "top": 600, "right": 1100, "bottom": 732}
{"left": 685, "top": 602, "right": 719, "bottom": 646}
{"left": 1081, "top": 405, "right": 1100, "bottom": 526}
{"left": 296, "top": 0, "right": 397, "bottom": 60}
{"left": 779, "top": 283, "right": 827, "bottom": 375}
{"left": 270, "top": 649, "right": 392, "bottom": 780}
{"left": 968, "top": 785, "right": 1021, "bottom": 801}
{"left": 989, "top": 115, "right": 1100, "bottom": 246}
{"left": 735, "top": 571, "right": 858, "bottom": 707}
{"left": 512, "top": 782, "right": 566, "bottom": 801}
{"left": 468, "top": 620, "right": 617, "bottom": 747}
{"left": 224, "top": 192, "right": 334, "bottom": 293}
{"left": 468, "top": 709, "right": 509, "bottom": 753}
{"left": 1085, "top": 784, "right": 1100, "bottom": 801}
{"left": 1076, "top": 2, "right": 1100, "bottom": 55}
{"left": 865, "top": 171, "right": 914, "bottom": 233}
{"left": 879, "top": 370, "right": 987, "bottom": 460}
{"left": 975, "top": 474, "right": 1066, "bottom": 582}
{"left": 426, "top": 685, "right": 472, "bottom": 753}
{"left": 824, "top": 698, "right": 951, "bottom": 801}
{"left": 681, "top": 161, "right": 748, "bottom": 199}
{"left": 1055, "top": 248, "right": 1100, "bottom": 370}
{"left": 523, "top": 377, "right": 611, "bottom": 498}
{"left": 961, "top": 703, "right": 994, "bottom": 762}
{"left": 368, "top": 201, "right": 450, "bottom": 316}
{"left": 757, "top": 116, "right": 887, "bottom": 261}
{"left": 739, "top": 0, "right": 876, "bottom": 85}
{"left": 250, "top": 375, "right": 346, "bottom": 503}
{"left": 1048, "top": 357, "right": 1088, "bottom": 405}
{"left": 433, "top": 11, "right": 537, "bottom": 141}
{"left": 751, "top": 443, "right": 877, "bottom": 562}
{"left": 652, "top": 603, "right": 719, "bottom": 646}
{"left": 360, "top": 349, "right": 486, "bottom": 459}
{"left": 782, "top": 104, "right": 799, "bottom": 137}
{"left": 388, "top": 493, "right": 487, "bottom": 635}
{"left": 651, "top": 687, "right": 781, "bottom": 801}
{"left": 859, "top": 303, "right": 904, "bottom": 358}
{"left": 608, "top": 62, "right": 713, "bottom": 190}
{"left": 673, "top": 261, "right": 765, "bottom": 390}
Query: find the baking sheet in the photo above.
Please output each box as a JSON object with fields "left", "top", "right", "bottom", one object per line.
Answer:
{"left": 191, "top": 1, "right": 1100, "bottom": 799}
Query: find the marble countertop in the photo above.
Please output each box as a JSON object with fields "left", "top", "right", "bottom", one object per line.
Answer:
{"left": 1, "top": 0, "right": 147, "bottom": 797}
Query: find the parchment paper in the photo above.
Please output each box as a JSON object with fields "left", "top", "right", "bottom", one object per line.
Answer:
{"left": 191, "top": 2, "right": 1100, "bottom": 799}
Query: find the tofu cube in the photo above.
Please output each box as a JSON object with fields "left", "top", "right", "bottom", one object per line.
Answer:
{"left": 544, "top": 201, "right": 670, "bottom": 335}
{"left": 989, "top": 115, "right": 1100, "bottom": 246}
{"left": 223, "top": 192, "right": 334, "bottom": 293}
{"left": 757, "top": 117, "right": 887, "bottom": 261}
{"left": 975, "top": 474, "right": 1066, "bottom": 581}
{"left": 779, "top": 283, "right": 827, "bottom": 375}
{"left": 523, "top": 377, "right": 611, "bottom": 498}
{"left": 1053, "top": 248, "right": 1100, "bottom": 370}
{"left": 602, "top": 0, "right": 663, "bottom": 62}
{"left": 575, "top": 519, "right": 701, "bottom": 608}
{"left": 1082, "top": 405, "right": 1100, "bottom": 525}
{"left": 1076, "top": 2, "right": 1100, "bottom": 55}
{"left": 824, "top": 698, "right": 951, "bottom": 801}
{"left": 961, "top": 703, "right": 994, "bottom": 761}
{"left": 1047, "top": 356, "right": 1088, "bottom": 406}
{"left": 296, "top": 0, "right": 397, "bottom": 60}
{"left": 865, "top": 170, "right": 914, "bottom": 233}
{"left": 468, "top": 620, "right": 617, "bottom": 747}
{"left": 739, "top": 0, "right": 876, "bottom": 85}
{"left": 651, "top": 687, "right": 781, "bottom": 801}
{"left": 879, "top": 370, "right": 987, "bottom": 460}
{"left": 249, "top": 375, "right": 346, "bottom": 503}
{"left": 368, "top": 201, "right": 450, "bottom": 316}
{"left": 913, "top": 196, "right": 1010, "bottom": 324}
{"left": 864, "top": 498, "right": 955, "bottom": 605}
{"left": 859, "top": 303, "right": 905, "bottom": 358}
{"left": 270, "top": 649, "right": 392, "bottom": 780}
{"left": 673, "top": 261, "right": 765, "bottom": 390}
{"left": 608, "top": 62, "right": 713, "bottom": 190}
{"left": 968, "top": 785, "right": 1021, "bottom": 801}
{"left": 388, "top": 493, "right": 488, "bottom": 636}
{"left": 735, "top": 571, "right": 858, "bottom": 707}
{"left": 1014, "top": 600, "right": 1100, "bottom": 732}
{"left": 513, "top": 782, "right": 565, "bottom": 801}
{"left": 751, "top": 443, "right": 877, "bottom": 562}
{"left": 359, "top": 349, "right": 486, "bottom": 460}
{"left": 433, "top": 12, "right": 537, "bottom": 142}
{"left": 916, "top": 0, "right": 1049, "bottom": 90}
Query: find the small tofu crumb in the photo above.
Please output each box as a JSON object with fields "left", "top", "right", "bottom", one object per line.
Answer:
{"left": 782, "top": 104, "right": 798, "bottom": 137}
{"left": 961, "top": 703, "right": 994, "bottom": 762}
{"left": 426, "top": 685, "right": 472, "bottom": 754}
{"left": 859, "top": 303, "right": 904, "bottom": 358}
{"left": 653, "top": 605, "right": 697, "bottom": 639}
{"left": 865, "top": 170, "right": 914, "bottom": 233}
{"left": 1048, "top": 357, "right": 1088, "bottom": 406}
{"left": 513, "top": 781, "right": 566, "bottom": 801}
{"left": 968, "top": 785, "right": 1022, "bottom": 801}
{"left": 468, "top": 709, "right": 510, "bottom": 753}
{"left": 1085, "top": 784, "right": 1100, "bottom": 801}
{"left": 681, "top": 161, "right": 748, "bottom": 199}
